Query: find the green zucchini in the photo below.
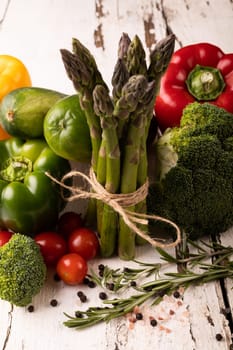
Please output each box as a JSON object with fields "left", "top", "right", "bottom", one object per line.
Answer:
{"left": 0, "top": 87, "right": 66, "bottom": 138}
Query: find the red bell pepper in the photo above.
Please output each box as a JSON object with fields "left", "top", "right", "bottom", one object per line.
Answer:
{"left": 154, "top": 42, "right": 233, "bottom": 131}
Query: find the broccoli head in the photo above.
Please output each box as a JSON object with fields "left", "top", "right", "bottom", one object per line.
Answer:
{"left": 149, "top": 102, "right": 233, "bottom": 239}
{"left": 0, "top": 233, "right": 47, "bottom": 306}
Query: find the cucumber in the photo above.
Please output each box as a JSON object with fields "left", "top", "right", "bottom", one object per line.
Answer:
{"left": 0, "top": 87, "right": 66, "bottom": 138}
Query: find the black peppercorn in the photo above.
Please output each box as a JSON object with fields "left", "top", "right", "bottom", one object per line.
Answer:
{"left": 106, "top": 282, "right": 115, "bottom": 291}
{"left": 83, "top": 277, "right": 90, "bottom": 285}
{"left": 216, "top": 333, "right": 223, "bottom": 341}
{"left": 130, "top": 280, "right": 137, "bottom": 287}
{"left": 158, "top": 290, "right": 165, "bottom": 297}
{"left": 99, "top": 292, "right": 107, "bottom": 300}
{"left": 27, "top": 305, "right": 34, "bottom": 312}
{"left": 135, "top": 312, "right": 143, "bottom": 320}
{"left": 99, "top": 270, "right": 104, "bottom": 277}
{"left": 50, "top": 299, "right": 58, "bottom": 307}
{"left": 53, "top": 273, "right": 61, "bottom": 282}
{"left": 145, "top": 286, "right": 153, "bottom": 292}
{"left": 77, "top": 290, "right": 87, "bottom": 302}
{"left": 173, "top": 290, "right": 180, "bottom": 298}
{"left": 124, "top": 267, "right": 130, "bottom": 273}
{"left": 150, "top": 319, "right": 158, "bottom": 327}
{"left": 98, "top": 264, "right": 105, "bottom": 271}
{"left": 88, "top": 280, "right": 96, "bottom": 288}
{"left": 80, "top": 295, "right": 87, "bottom": 302}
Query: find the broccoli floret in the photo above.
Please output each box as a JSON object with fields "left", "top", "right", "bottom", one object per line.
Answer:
{"left": 0, "top": 233, "right": 47, "bottom": 306}
{"left": 149, "top": 102, "right": 233, "bottom": 239}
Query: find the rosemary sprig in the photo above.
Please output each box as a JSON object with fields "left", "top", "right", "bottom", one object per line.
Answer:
{"left": 88, "top": 260, "right": 162, "bottom": 293}
{"left": 158, "top": 239, "right": 233, "bottom": 267}
{"left": 64, "top": 240, "right": 233, "bottom": 330}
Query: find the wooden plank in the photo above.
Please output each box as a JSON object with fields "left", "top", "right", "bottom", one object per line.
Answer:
{"left": 0, "top": 302, "right": 13, "bottom": 350}
{"left": 105, "top": 239, "right": 233, "bottom": 349}
{"left": 162, "top": 0, "right": 233, "bottom": 51}
{"left": 218, "top": 227, "right": 233, "bottom": 343}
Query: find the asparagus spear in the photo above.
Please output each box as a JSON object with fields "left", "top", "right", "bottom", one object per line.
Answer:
{"left": 126, "top": 35, "right": 147, "bottom": 76}
{"left": 135, "top": 84, "right": 157, "bottom": 245}
{"left": 60, "top": 38, "right": 108, "bottom": 172}
{"left": 93, "top": 84, "right": 121, "bottom": 257}
{"left": 117, "top": 32, "right": 131, "bottom": 61}
{"left": 147, "top": 34, "right": 175, "bottom": 86}
{"left": 114, "top": 75, "right": 148, "bottom": 140}
{"left": 111, "top": 58, "right": 129, "bottom": 103}
{"left": 111, "top": 32, "right": 131, "bottom": 102}
{"left": 118, "top": 79, "right": 155, "bottom": 260}
{"left": 60, "top": 39, "right": 108, "bottom": 228}
{"left": 134, "top": 35, "right": 175, "bottom": 245}
{"left": 95, "top": 137, "right": 107, "bottom": 234}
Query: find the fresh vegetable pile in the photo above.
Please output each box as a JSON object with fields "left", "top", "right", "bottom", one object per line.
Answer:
{"left": 0, "top": 37, "right": 232, "bottom": 319}
{"left": 59, "top": 33, "right": 176, "bottom": 260}
{"left": 0, "top": 53, "right": 102, "bottom": 306}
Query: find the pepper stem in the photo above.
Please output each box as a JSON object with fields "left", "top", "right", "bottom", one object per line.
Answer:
{"left": 0, "top": 156, "right": 33, "bottom": 181}
{"left": 186, "top": 64, "right": 225, "bottom": 100}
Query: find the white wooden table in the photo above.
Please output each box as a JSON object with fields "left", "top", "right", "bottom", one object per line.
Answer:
{"left": 0, "top": 1, "right": 233, "bottom": 349}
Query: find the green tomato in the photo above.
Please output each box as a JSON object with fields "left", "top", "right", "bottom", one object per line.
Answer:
{"left": 44, "top": 94, "right": 92, "bottom": 162}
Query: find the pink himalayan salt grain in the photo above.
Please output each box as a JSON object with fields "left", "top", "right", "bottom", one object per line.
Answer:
{"left": 133, "top": 305, "right": 140, "bottom": 314}
{"left": 159, "top": 325, "right": 172, "bottom": 333}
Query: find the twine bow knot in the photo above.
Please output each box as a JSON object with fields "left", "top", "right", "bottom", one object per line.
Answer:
{"left": 46, "top": 168, "right": 181, "bottom": 249}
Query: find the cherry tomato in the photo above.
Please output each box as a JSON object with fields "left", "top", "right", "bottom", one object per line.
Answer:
{"left": 57, "top": 211, "right": 83, "bottom": 238}
{"left": 0, "top": 55, "right": 32, "bottom": 140}
{"left": 34, "top": 231, "right": 67, "bottom": 266}
{"left": 68, "top": 227, "right": 99, "bottom": 260}
{"left": 56, "top": 253, "right": 88, "bottom": 285}
{"left": 0, "top": 230, "right": 13, "bottom": 246}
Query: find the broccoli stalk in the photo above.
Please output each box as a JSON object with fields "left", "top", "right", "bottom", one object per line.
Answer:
{"left": 0, "top": 233, "right": 47, "bottom": 306}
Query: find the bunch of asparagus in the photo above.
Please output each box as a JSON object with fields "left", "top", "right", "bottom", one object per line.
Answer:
{"left": 60, "top": 33, "right": 175, "bottom": 260}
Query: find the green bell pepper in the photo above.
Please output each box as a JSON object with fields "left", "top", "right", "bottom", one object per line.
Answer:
{"left": 0, "top": 137, "right": 71, "bottom": 236}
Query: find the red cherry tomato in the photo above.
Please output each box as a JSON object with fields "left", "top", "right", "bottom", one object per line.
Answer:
{"left": 34, "top": 231, "right": 67, "bottom": 266}
{"left": 56, "top": 253, "right": 88, "bottom": 285}
{"left": 57, "top": 211, "right": 83, "bottom": 238}
{"left": 0, "top": 230, "right": 13, "bottom": 246}
{"left": 68, "top": 227, "right": 99, "bottom": 260}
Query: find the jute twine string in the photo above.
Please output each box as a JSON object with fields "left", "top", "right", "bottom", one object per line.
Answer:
{"left": 46, "top": 168, "right": 181, "bottom": 249}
